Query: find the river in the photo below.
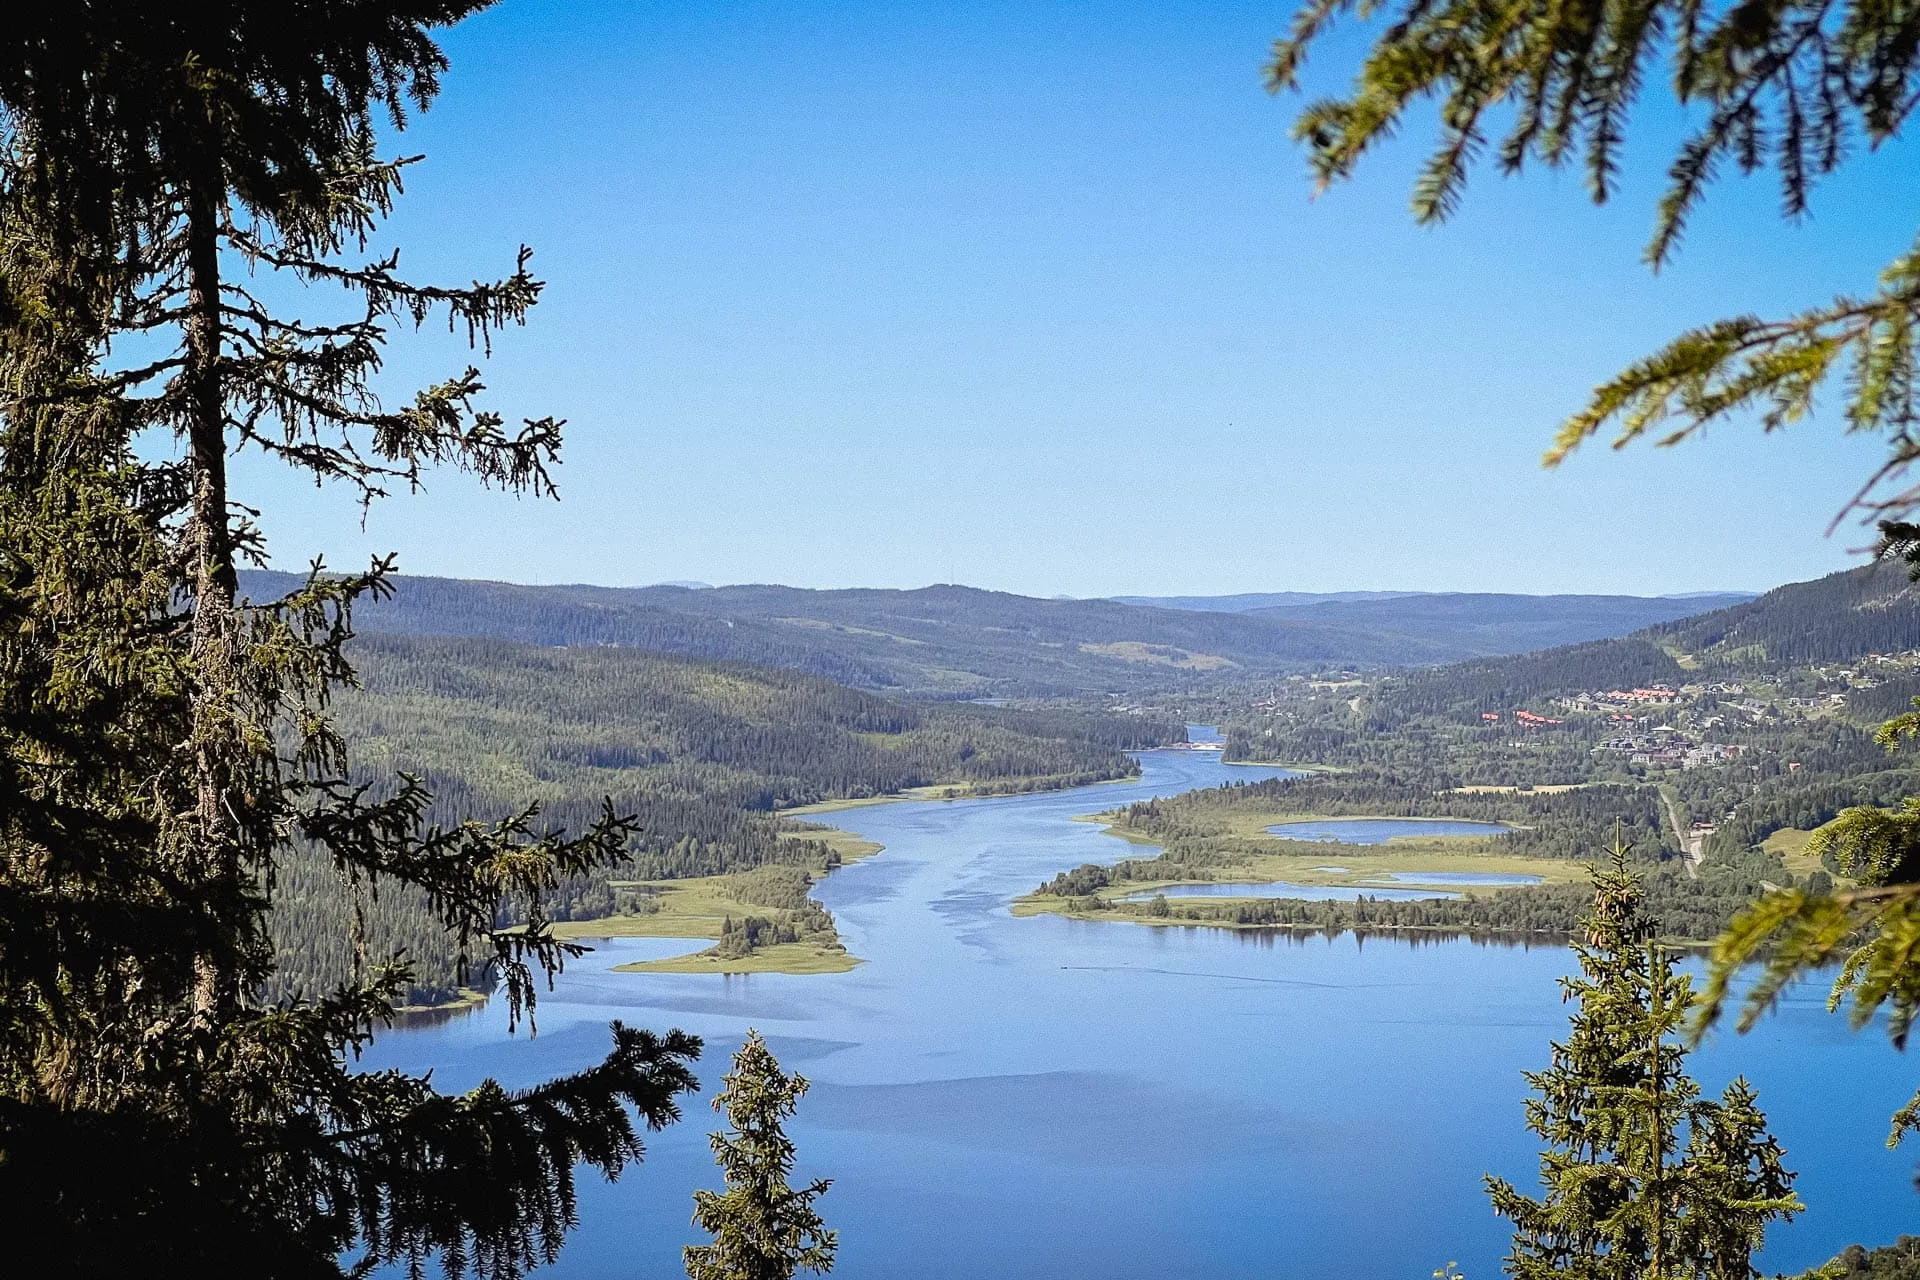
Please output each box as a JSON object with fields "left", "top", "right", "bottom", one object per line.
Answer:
{"left": 362, "top": 749, "right": 1919, "bottom": 1278}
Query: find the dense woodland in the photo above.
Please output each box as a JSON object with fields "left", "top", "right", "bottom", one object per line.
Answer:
{"left": 267, "top": 633, "right": 1179, "bottom": 1002}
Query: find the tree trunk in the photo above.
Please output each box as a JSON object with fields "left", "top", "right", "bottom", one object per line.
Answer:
{"left": 185, "top": 137, "right": 239, "bottom": 1020}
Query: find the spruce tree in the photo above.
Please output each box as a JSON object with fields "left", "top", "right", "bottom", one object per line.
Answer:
{"left": 685, "top": 1031, "right": 837, "bottom": 1280}
{"left": 0, "top": 5, "right": 704, "bottom": 1275}
{"left": 1487, "top": 845, "right": 1800, "bottom": 1280}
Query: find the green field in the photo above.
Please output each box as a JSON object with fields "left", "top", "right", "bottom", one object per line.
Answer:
{"left": 611, "top": 943, "right": 859, "bottom": 976}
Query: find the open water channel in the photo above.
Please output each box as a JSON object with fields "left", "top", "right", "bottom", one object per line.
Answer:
{"left": 364, "top": 748, "right": 1919, "bottom": 1278}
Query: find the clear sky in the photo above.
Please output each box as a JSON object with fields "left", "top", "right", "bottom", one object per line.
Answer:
{"left": 238, "top": 0, "right": 1920, "bottom": 598}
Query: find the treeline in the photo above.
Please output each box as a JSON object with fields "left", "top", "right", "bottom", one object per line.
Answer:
{"left": 1079, "top": 864, "right": 1771, "bottom": 944}
{"left": 267, "top": 633, "right": 1180, "bottom": 1003}
{"left": 1815, "top": 1237, "right": 1920, "bottom": 1279}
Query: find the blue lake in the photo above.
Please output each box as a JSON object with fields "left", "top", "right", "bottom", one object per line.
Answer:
{"left": 364, "top": 751, "right": 1918, "bottom": 1279}
{"left": 1379, "top": 871, "right": 1543, "bottom": 887}
{"left": 1267, "top": 817, "right": 1515, "bottom": 843}
{"left": 1119, "top": 871, "right": 1547, "bottom": 901}
{"left": 1118, "top": 881, "right": 1465, "bottom": 902}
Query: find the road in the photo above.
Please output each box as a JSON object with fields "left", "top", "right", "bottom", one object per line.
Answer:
{"left": 1662, "top": 789, "right": 1704, "bottom": 878}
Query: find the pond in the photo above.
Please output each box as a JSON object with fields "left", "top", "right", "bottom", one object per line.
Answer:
{"left": 1117, "top": 881, "right": 1465, "bottom": 902}
{"left": 1266, "top": 817, "right": 1515, "bottom": 843}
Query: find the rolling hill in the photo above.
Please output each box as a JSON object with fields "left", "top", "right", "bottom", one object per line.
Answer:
{"left": 1248, "top": 592, "right": 1755, "bottom": 656}
{"left": 237, "top": 572, "right": 1745, "bottom": 696}
{"left": 238, "top": 572, "right": 1463, "bottom": 694}
{"left": 1371, "top": 562, "right": 1920, "bottom": 718}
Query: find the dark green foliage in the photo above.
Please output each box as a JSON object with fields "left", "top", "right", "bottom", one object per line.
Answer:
{"left": 1123, "top": 868, "right": 1764, "bottom": 946}
{"left": 0, "top": 6, "right": 711, "bottom": 1276}
{"left": 1809, "top": 1237, "right": 1920, "bottom": 1279}
{"left": 685, "top": 1032, "right": 836, "bottom": 1280}
{"left": 1486, "top": 854, "right": 1799, "bottom": 1280}
{"left": 1378, "top": 640, "right": 1683, "bottom": 722}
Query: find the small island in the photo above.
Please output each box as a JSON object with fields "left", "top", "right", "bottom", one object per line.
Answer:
{"left": 554, "top": 824, "right": 881, "bottom": 975}
{"left": 1014, "top": 804, "right": 1584, "bottom": 934}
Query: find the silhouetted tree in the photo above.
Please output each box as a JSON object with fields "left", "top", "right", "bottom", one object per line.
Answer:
{"left": 0, "top": 5, "right": 703, "bottom": 1275}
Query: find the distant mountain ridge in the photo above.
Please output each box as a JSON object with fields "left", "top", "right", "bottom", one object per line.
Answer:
{"left": 1245, "top": 591, "right": 1755, "bottom": 655}
{"left": 239, "top": 571, "right": 1460, "bottom": 695}
{"left": 1110, "top": 591, "right": 1423, "bottom": 612}
{"left": 238, "top": 571, "right": 1754, "bottom": 696}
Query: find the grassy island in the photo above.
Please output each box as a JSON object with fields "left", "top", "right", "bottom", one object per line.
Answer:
{"left": 1019, "top": 769, "right": 1798, "bottom": 943}
{"left": 1018, "top": 807, "right": 1583, "bottom": 934}
{"left": 553, "top": 824, "right": 881, "bottom": 976}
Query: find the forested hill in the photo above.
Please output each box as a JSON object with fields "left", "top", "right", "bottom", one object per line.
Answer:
{"left": 1245, "top": 591, "right": 1754, "bottom": 654}
{"left": 1358, "top": 563, "right": 1918, "bottom": 722}
{"left": 1652, "top": 561, "right": 1920, "bottom": 663}
{"left": 236, "top": 572, "right": 1742, "bottom": 696}
{"left": 270, "top": 633, "right": 1181, "bottom": 1004}
{"left": 237, "top": 571, "right": 1463, "bottom": 695}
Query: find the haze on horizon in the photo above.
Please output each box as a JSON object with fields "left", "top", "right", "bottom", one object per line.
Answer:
{"left": 239, "top": 0, "right": 1919, "bottom": 601}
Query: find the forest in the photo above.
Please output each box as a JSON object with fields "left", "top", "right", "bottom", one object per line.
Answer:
{"left": 265, "top": 632, "right": 1180, "bottom": 1003}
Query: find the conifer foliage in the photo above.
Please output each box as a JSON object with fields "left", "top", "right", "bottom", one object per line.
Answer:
{"left": 1269, "top": 0, "right": 1920, "bottom": 527}
{"left": 1488, "top": 846, "right": 1800, "bottom": 1280}
{"left": 685, "top": 1032, "right": 837, "bottom": 1280}
{"left": 0, "top": 4, "right": 702, "bottom": 1276}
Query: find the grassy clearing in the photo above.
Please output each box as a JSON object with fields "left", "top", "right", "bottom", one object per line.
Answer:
{"left": 612, "top": 943, "right": 858, "bottom": 975}
{"left": 778, "top": 784, "right": 989, "bottom": 815}
{"left": 1076, "top": 640, "right": 1238, "bottom": 671}
{"left": 1761, "top": 828, "right": 1839, "bottom": 881}
{"left": 783, "top": 824, "right": 883, "bottom": 865}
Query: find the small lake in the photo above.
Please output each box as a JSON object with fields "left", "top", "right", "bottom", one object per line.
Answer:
{"left": 1379, "top": 871, "right": 1543, "bottom": 887}
{"left": 1267, "top": 817, "right": 1515, "bottom": 843}
{"left": 1117, "top": 869, "right": 1546, "bottom": 902}
{"left": 363, "top": 750, "right": 1919, "bottom": 1280}
{"left": 1118, "top": 881, "right": 1464, "bottom": 902}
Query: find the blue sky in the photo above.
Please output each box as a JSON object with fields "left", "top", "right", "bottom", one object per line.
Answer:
{"left": 238, "top": 0, "right": 1920, "bottom": 597}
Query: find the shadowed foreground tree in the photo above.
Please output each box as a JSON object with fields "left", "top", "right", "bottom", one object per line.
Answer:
{"left": 685, "top": 1031, "right": 836, "bottom": 1280}
{"left": 1487, "top": 846, "right": 1799, "bottom": 1280}
{"left": 1264, "top": 0, "right": 1920, "bottom": 1143}
{"left": 0, "top": 4, "right": 702, "bottom": 1275}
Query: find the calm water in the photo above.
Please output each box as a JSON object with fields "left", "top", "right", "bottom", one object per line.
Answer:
{"left": 1267, "top": 817, "right": 1515, "bottom": 843}
{"left": 364, "top": 751, "right": 1918, "bottom": 1278}
{"left": 1378, "top": 871, "right": 1544, "bottom": 887}
{"left": 1117, "top": 881, "right": 1466, "bottom": 902}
